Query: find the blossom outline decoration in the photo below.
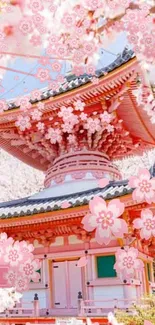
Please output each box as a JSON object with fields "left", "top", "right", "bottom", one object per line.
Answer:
{"left": 82, "top": 196, "right": 128, "bottom": 245}
{"left": 128, "top": 168, "right": 155, "bottom": 204}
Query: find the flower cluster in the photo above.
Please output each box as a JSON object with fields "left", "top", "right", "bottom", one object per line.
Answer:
{"left": 0, "top": 0, "right": 154, "bottom": 84}
{"left": 0, "top": 232, "right": 40, "bottom": 293}
{"left": 114, "top": 247, "right": 144, "bottom": 278}
{"left": 0, "top": 288, "right": 22, "bottom": 313}
{"left": 82, "top": 197, "right": 128, "bottom": 245}
{"left": 132, "top": 84, "right": 155, "bottom": 124}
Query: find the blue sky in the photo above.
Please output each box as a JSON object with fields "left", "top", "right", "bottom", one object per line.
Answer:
{"left": 0, "top": 33, "right": 128, "bottom": 101}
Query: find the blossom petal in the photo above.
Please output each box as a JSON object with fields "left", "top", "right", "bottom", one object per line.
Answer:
{"left": 82, "top": 214, "right": 98, "bottom": 232}
{"left": 140, "top": 228, "right": 152, "bottom": 240}
{"left": 132, "top": 188, "right": 145, "bottom": 202}
{"left": 138, "top": 168, "right": 151, "bottom": 181}
{"left": 95, "top": 226, "right": 111, "bottom": 245}
{"left": 111, "top": 219, "right": 128, "bottom": 237}
{"left": 108, "top": 199, "right": 124, "bottom": 218}
{"left": 150, "top": 178, "right": 155, "bottom": 190}
{"left": 133, "top": 218, "right": 143, "bottom": 229}
{"left": 89, "top": 196, "right": 107, "bottom": 216}
{"left": 128, "top": 176, "right": 139, "bottom": 188}
{"left": 141, "top": 208, "right": 153, "bottom": 219}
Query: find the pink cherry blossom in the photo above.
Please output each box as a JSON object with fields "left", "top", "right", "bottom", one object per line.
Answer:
{"left": 82, "top": 197, "right": 127, "bottom": 245}
{"left": 0, "top": 232, "right": 14, "bottom": 247}
{"left": 48, "top": 80, "right": 59, "bottom": 91}
{"left": 128, "top": 168, "right": 155, "bottom": 204}
{"left": 4, "top": 243, "right": 24, "bottom": 267}
{"left": 133, "top": 209, "right": 155, "bottom": 240}
{"left": 0, "top": 233, "right": 41, "bottom": 293}
{"left": 31, "top": 89, "right": 42, "bottom": 100}
{"left": 37, "top": 102, "right": 45, "bottom": 110}
{"left": 51, "top": 61, "right": 62, "bottom": 72}
{"left": 37, "top": 122, "right": 45, "bottom": 132}
{"left": 49, "top": 4, "right": 57, "bottom": 13}
{"left": 36, "top": 68, "right": 50, "bottom": 82}
{"left": 15, "top": 115, "right": 31, "bottom": 131}
{"left": 38, "top": 56, "right": 50, "bottom": 66}
{"left": 31, "top": 109, "right": 42, "bottom": 121}
{"left": 77, "top": 256, "right": 88, "bottom": 268}
{"left": 48, "top": 34, "right": 59, "bottom": 44}
{"left": 100, "top": 111, "right": 113, "bottom": 124}
{"left": 19, "top": 241, "right": 34, "bottom": 254}
{"left": 61, "top": 13, "right": 76, "bottom": 28}
{"left": 114, "top": 247, "right": 144, "bottom": 278}
{"left": 84, "top": 0, "right": 103, "bottom": 10}
{"left": 58, "top": 106, "right": 73, "bottom": 121}
{"left": 73, "top": 49, "right": 85, "bottom": 64}
{"left": 56, "top": 44, "right": 69, "bottom": 58}
{"left": 30, "top": 34, "right": 42, "bottom": 47}
{"left": 45, "top": 127, "right": 62, "bottom": 144}
{"left": 91, "top": 77, "right": 99, "bottom": 85}
{"left": 19, "top": 259, "right": 40, "bottom": 282}
{"left": 62, "top": 121, "right": 74, "bottom": 133}
{"left": 56, "top": 75, "right": 66, "bottom": 84}
{"left": 86, "top": 64, "right": 96, "bottom": 75}
{"left": 61, "top": 201, "right": 71, "bottom": 209}
{"left": 0, "top": 99, "right": 8, "bottom": 113}
{"left": 29, "top": 0, "right": 44, "bottom": 13}
{"left": 84, "top": 117, "right": 101, "bottom": 134}
{"left": 98, "top": 178, "right": 109, "bottom": 188}
{"left": 32, "top": 13, "right": 44, "bottom": 26}
{"left": 80, "top": 112, "right": 87, "bottom": 121}
{"left": 15, "top": 276, "right": 30, "bottom": 292}
{"left": 18, "top": 17, "right": 33, "bottom": 35}
{"left": 106, "top": 124, "right": 114, "bottom": 133}
{"left": 16, "top": 96, "right": 31, "bottom": 110}
{"left": 83, "top": 41, "right": 96, "bottom": 56}
{"left": 72, "top": 65, "right": 85, "bottom": 76}
{"left": 67, "top": 134, "right": 76, "bottom": 144}
{"left": 4, "top": 270, "right": 16, "bottom": 286}
{"left": 74, "top": 100, "right": 85, "bottom": 111}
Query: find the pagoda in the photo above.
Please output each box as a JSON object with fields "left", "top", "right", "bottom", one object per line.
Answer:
{"left": 0, "top": 48, "right": 155, "bottom": 322}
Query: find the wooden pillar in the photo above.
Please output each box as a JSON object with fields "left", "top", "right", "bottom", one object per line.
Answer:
{"left": 43, "top": 254, "right": 51, "bottom": 310}
{"left": 34, "top": 294, "right": 40, "bottom": 317}
{"left": 84, "top": 240, "right": 93, "bottom": 300}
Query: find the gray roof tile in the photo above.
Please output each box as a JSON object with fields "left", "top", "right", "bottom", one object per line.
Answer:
{"left": 1, "top": 162, "right": 154, "bottom": 219}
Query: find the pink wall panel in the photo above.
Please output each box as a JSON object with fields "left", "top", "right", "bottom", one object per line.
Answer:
{"left": 68, "top": 260, "right": 82, "bottom": 308}
{"left": 52, "top": 262, "right": 67, "bottom": 309}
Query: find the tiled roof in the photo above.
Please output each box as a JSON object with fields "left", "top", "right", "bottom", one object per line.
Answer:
{"left": 0, "top": 164, "right": 154, "bottom": 219}
{"left": 7, "top": 48, "right": 135, "bottom": 111}
{"left": 0, "top": 179, "right": 132, "bottom": 219}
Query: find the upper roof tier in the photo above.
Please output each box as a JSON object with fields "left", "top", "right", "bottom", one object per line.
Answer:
{"left": 0, "top": 48, "right": 155, "bottom": 172}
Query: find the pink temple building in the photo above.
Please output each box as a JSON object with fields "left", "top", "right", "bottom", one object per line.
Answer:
{"left": 0, "top": 48, "right": 155, "bottom": 322}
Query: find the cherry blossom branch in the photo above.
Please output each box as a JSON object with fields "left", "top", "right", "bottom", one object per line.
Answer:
{"left": 0, "top": 65, "right": 35, "bottom": 76}
{"left": 0, "top": 51, "right": 72, "bottom": 61}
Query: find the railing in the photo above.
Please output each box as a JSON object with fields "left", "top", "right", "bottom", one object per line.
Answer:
{"left": 0, "top": 294, "right": 40, "bottom": 318}
{"left": 77, "top": 295, "right": 154, "bottom": 317}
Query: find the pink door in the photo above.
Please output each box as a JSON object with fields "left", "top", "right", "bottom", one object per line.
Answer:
{"left": 68, "top": 260, "right": 82, "bottom": 308}
{"left": 53, "top": 261, "right": 67, "bottom": 308}
{"left": 52, "top": 260, "right": 82, "bottom": 309}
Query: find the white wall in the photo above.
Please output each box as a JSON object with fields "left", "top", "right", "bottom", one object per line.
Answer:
{"left": 93, "top": 285, "right": 124, "bottom": 307}
{"left": 22, "top": 289, "right": 47, "bottom": 309}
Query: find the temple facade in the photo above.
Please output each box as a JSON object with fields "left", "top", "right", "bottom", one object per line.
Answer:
{"left": 0, "top": 48, "right": 155, "bottom": 320}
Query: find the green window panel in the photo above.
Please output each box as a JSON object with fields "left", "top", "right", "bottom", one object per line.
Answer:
{"left": 96, "top": 255, "right": 117, "bottom": 278}
{"left": 30, "top": 269, "right": 41, "bottom": 283}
